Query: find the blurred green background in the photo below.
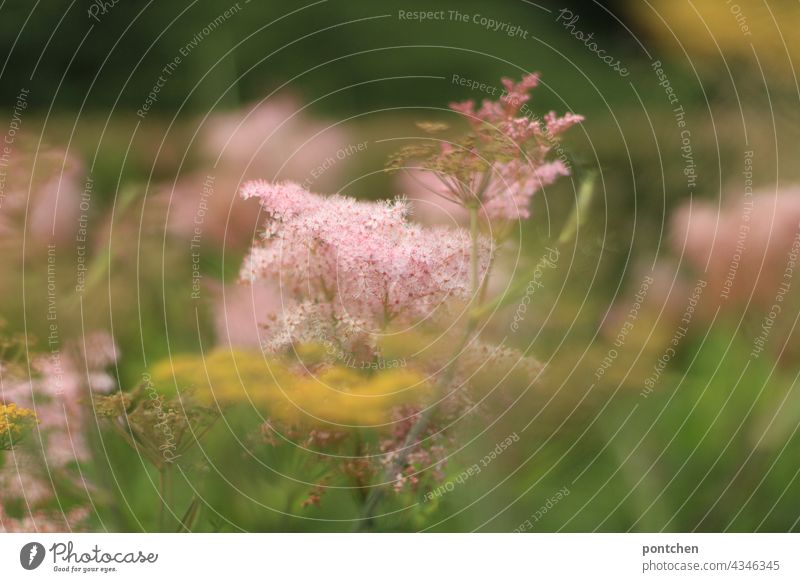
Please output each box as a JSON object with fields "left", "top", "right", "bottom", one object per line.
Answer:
{"left": 2, "top": 0, "right": 800, "bottom": 532}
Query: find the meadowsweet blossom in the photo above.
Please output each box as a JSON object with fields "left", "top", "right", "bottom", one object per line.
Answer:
{"left": 480, "top": 159, "right": 570, "bottom": 221}
{"left": 152, "top": 347, "right": 442, "bottom": 503}
{"left": 375, "top": 328, "right": 542, "bottom": 427}
{"left": 379, "top": 404, "right": 449, "bottom": 493}
{"left": 240, "top": 180, "right": 493, "bottom": 352}
{"left": 210, "top": 279, "right": 282, "bottom": 348}
{"left": 392, "top": 73, "right": 583, "bottom": 224}
{"left": 94, "top": 386, "right": 217, "bottom": 469}
{"left": 227, "top": 77, "right": 563, "bottom": 511}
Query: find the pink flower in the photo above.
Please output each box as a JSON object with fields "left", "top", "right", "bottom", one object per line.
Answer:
{"left": 2, "top": 331, "right": 118, "bottom": 468}
{"left": 163, "top": 97, "right": 351, "bottom": 252}
{"left": 481, "top": 159, "right": 570, "bottom": 221}
{"left": 396, "top": 170, "right": 471, "bottom": 226}
{"left": 240, "top": 181, "right": 493, "bottom": 351}
{"left": 0, "top": 504, "right": 89, "bottom": 533}
{"left": 210, "top": 279, "right": 283, "bottom": 348}
{"left": 671, "top": 187, "right": 800, "bottom": 307}
{"left": 438, "top": 74, "right": 583, "bottom": 223}
{"left": 0, "top": 148, "right": 83, "bottom": 252}
{"left": 200, "top": 97, "right": 350, "bottom": 190}
{"left": 163, "top": 173, "right": 262, "bottom": 252}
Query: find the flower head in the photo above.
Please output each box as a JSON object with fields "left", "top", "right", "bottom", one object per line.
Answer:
{"left": 240, "top": 181, "right": 492, "bottom": 352}
{"left": 0, "top": 403, "right": 37, "bottom": 450}
{"left": 391, "top": 73, "right": 583, "bottom": 224}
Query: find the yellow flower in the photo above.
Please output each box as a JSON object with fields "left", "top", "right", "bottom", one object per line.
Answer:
{"left": 271, "top": 365, "right": 426, "bottom": 425}
{"left": 150, "top": 348, "right": 429, "bottom": 426}
{"left": 150, "top": 348, "right": 293, "bottom": 407}
{"left": 0, "top": 403, "right": 37, "bottom": 450}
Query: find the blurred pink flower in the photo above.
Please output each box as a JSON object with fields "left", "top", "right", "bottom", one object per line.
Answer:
{"left": 480, "top": 159, "right": 569, "bottom": 221}
{"left": 209, "top": 279, "right": 282, "bottom": 349}
{"left": 0, "top": 504, "right": 89, "bottom": 533}
{"left": 201, "top": 97, "right": 348, "bottom": 183}
{"left": 2, "top": 331, "right": 118, "bottom": 468}
{"left": 671, "top": 187, "right": 800, "bottom": 307}
{"left": 0, "top": 463, "right": 53, "bottom": 505}
{"left": 397, "top": 170, "right": 470, "bottom": 226}
{"left": 164, "top": 173, "right": 261, "bottom": 252}
{"left": 163, "top": 97, "right": 351, "bottom": 253}
{"left": 0, "top": 148, "right": 83, "bottom": 252}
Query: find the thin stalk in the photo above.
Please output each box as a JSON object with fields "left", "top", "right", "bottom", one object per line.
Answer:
{"left": 355, "top": 326, "right": 474, "bottom": 530}
{"left": 356, "top": 206, "right": 483, "bottom": 530}
{"left": 469, "top": 205, "right": 480, "bottom": 296}
{"left": 355, "top": 172, "right": 595, "bottom": 528}
{"left": 176, "top": 495, "right": 202, "bottom": 533}
{"left": 479, "top": 253, "right": 495, "bottom": 305}
{"left": 158, "top": 464, "right": 173, "bottom": 531}
{"left": 470, "top": 171, "right": 596, "bottom": 320}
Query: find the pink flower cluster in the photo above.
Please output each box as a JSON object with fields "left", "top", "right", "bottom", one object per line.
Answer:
{"left": 445, "top": 74, "right": 583, "bottom": 221}
{"left": 671, "top": 187, "right": 800, "bottom": 308}
{"left": 480, "top": 159, "right": 570, "bottom": 221}
{"left": 240, "top": 181, "right": 492, "bottom": 351}
{"left": 379, "top": 405, "right": 447, "bottom": 493}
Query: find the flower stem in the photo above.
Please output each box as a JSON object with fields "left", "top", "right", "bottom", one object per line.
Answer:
{"left": 158, "top": 465, "right": 173, "bottom": 531}
{"left": 355, "top": 206, "right": 483, "bottom": 530}
{"left": 469, "top": 205, "right": 480, "bottom": 297}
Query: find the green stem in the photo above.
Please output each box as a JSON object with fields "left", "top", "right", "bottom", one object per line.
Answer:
{"left": 158, "top": 465, "right": 173, "bottom": 532}
{"left": 470, "top": 171, "right": 596, "bottom": 320}
{"left": 469, "top": 205, "right": 479, "bottom": 297}
{"left": 356, "top": 206, "right": 483, "bottom": 531}
{"left": 356, "top": 330, "right": 473, "bottom": 530}
{"left": 356, "top": 173, "right": 594, "bottom": 529}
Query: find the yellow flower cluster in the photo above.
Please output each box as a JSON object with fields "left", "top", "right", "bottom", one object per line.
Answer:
{"left": 150, "top": 348, "right": 428, "bottom": 426}
{"left": 0, "top": 403, "right": 37, "bottom": 450}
